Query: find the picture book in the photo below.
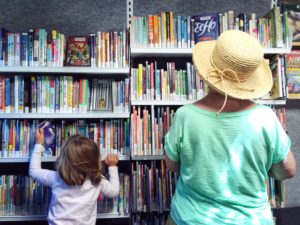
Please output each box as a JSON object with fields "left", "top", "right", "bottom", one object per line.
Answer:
{"left": 192, "top": 13, "right": 219, "bottom": 43}
{"left": 38, "top": 120, "right": 56, "bottom": 155}
{"left": 66, "top": 36, "right": 90, "bottom": 66}
{"left": 286, "top": 51, "right": 300, "bottom": 99}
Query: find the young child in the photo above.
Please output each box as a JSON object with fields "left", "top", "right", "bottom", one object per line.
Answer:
{"left": 29, "top": 128, "right": 119, "bottom": 225}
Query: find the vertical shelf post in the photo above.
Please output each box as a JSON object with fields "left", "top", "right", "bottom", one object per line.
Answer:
{"left": 127, "top": 0, "right": 133, "bottom": 29}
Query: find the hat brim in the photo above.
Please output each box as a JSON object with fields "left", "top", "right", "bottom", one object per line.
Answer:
{"left": 192, "top": 41, "right": 273, "bottom": 100}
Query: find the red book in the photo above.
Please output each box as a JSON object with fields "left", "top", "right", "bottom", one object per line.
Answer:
{"left": 66, "top": 36, "right": 90, "bottom": 66}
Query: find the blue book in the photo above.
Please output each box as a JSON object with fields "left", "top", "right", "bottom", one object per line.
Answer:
{"left": 38, "top": 120, "right": 56, "bottom": 156}
{"left": 20, "top": 33, "right": 28, "bottom": 67}
{"left": 192, "top": 13, "right": 219, "bottom": 43}
{"left": 5, "top": 78, "right": 11, "bottom": 112}
{"left": 28, "top": 29, "right": 34, "bottom": 67}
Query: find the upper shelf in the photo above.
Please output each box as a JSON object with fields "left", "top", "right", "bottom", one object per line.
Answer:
{"left": 131, "top": 47, "right": 291, "bottom": 57}
{"left": 0, "top": 112, "right": 130, "bottom": 119}
{"left": 0, "top": 67, "right": 130, "bottom": 74}
{"left": 131, "top": 99, "right": 286, "bottom": 106}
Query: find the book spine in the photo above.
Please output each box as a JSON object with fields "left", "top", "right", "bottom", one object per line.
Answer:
{"left": 21, "top": 33, "right": 28, "bottom": 67}
{"left": 28, "top": 29, "right": 34, "bottom": 67}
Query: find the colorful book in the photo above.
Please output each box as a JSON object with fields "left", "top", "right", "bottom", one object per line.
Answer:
{"left": 38, "top": 120, "right": 56, "bottom": 156}
{"left": 192, "top": 13, "right": 219, "bottom": 43}
{"left": 66, "top": 36, "right": 91, "bottom": 66}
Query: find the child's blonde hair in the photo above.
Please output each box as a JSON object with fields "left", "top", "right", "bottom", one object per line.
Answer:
{"left": 56, "top": 135, "right": 102, "bottom": 186}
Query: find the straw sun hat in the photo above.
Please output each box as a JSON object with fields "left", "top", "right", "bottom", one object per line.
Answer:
{"left": 192, "top": 30, "right": 273, "bottom": 100}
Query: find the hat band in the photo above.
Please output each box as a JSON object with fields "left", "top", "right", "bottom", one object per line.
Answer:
{"left": 207, "top": 56, "right": 255, "bottom": 115}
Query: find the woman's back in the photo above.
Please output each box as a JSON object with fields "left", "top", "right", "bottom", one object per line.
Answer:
{"left": 164, "top": 103, "right": 290, "bottom": 224}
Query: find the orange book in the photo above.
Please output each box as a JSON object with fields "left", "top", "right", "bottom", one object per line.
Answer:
{"left": 148, "top": 15, "right": 154, "bottom": 47}
{"left": 153, "top": 15, "right": 159, "bottom": 47}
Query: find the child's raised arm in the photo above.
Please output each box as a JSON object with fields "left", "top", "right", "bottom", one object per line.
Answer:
{"left": 99, "top": 154, "right": 120, "bottom": 198}
{"left": 29, "top": 129, "right": 56, "bottom": 187}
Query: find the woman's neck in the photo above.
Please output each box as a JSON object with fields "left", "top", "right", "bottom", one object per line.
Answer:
{"left": 194, "top": 90, "right": 256, "bottom": 113}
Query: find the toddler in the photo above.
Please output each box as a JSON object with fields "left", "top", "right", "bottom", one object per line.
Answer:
{"left": 29, "top": 129, "right": 119, "bottom": 225}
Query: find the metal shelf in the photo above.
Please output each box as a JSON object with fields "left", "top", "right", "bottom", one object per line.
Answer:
{"left": 131, "top": 47, "right": 291, "bottom": 57}
{"left": 131, "top": 155, "right": 165, "bottom": 160}
{"left": 0, "top": 155, "right": 130, "bottom": 163}
{"left": 0, "top": 66, "right": 130, "bottom": 74}
{"left": 255, "top": 99, "right": 286, "bottom": 105}
{"left": 131, "top": 48, "right": 192, "bottom": 57}
{"left": 0, "top": 112, "right": 130, "bottom": 119}
{"left": 0, "top": 213, "right": 129, "bottom": 221}
{"left": 131, "top": 100, "right": 195, "bottom": 106}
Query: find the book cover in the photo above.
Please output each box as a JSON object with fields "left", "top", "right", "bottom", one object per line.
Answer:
{"left": 286, "top": 51, "right": 300, "bottom": 99}
{"left": 66, "top": 36, "right": 90, "bottom": 66}
{"left": 282, "top": 3, "right": 300, "bottom": 42}
{"left": 192, "top": 13, "right": 219, "bottom": 43}
{"left": 38, "top": 120, "right": 55, "bottom": 156}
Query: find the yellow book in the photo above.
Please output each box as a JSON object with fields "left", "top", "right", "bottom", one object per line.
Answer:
{"left": 67, "top": 76, "right": 73, "bottom": 113}
{"left": 170, "top": 11, "right": 174, "bottom": 47}
{"left": 138, "top": 64, "right": 143, "bottom": 100}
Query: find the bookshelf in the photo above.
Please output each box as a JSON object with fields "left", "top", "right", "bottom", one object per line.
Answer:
{"left": 128, "top": 1, "right": 291, "bottom": 223}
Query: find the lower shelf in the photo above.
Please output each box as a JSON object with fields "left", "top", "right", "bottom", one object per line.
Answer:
{"left": 0, "top": 213, "right": 130, "bottom": 221}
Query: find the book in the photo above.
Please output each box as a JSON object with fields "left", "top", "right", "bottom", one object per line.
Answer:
{"left": 66, "top": 36, "right": 90, "bottom": 66}
{"left": 192, "top": 13, "right": 219, "bottom": 43}
{"left": 286, "top": 51, "right": 300, "bottom": 99}
{"left": 38, "top": 120, "right": 56, "bottom": 156}
{"left": 281, "top": 3, "right": 300, "bottom": 42}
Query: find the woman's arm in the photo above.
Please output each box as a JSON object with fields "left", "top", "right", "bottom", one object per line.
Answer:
{"left": 269, "top": 150, "right": 296, "bottom": 180}
{"left": 165, "top": 155, "right": 180, "bottom": 174}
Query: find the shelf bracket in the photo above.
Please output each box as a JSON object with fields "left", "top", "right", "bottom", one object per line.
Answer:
{"left": 127, "top": 0, "right": 133, "bottom": 29}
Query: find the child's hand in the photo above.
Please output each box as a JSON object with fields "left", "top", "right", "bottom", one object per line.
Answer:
{"left": 105, "top": 154, "right": 119, "bottom": 166}
{"left": 35, "top": 128, "right": 44, "bottom": 145}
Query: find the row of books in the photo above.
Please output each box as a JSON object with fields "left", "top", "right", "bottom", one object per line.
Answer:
{"left": 267, "top": 177, "right": 285, "bottom": 208}
{"left": 0, "top": 29, "right": 66, "bottom": 68}
{"left": 0, "top": 76, "right": 129, "bottom": 114}
{"left": 130, "top": 6, "right": 290, "bottom": 49}
{"left": 97, "top": 173, "right": 130, "bottom": 214}
{"left": 131, "top": 62, "right": 207, "bottom": 101}
{"left": 131, "top": 161, "right": 178, "bottom": 213}
{"left": 131, "top": 106, "right": 175, "bottom": 156}
{"left": 132, "top": 214, "right": 167, "bottom": 225}
{"left": 0, "top": 119, "right": 131, "bottom": 158}
{"left": 264, "top": 55, "right": 287, "bottom": 99}
{"left": 0, "top": 174, "right": 130, "bottom": 216}
{"left": 0, "top": 28, "right": 130, "bottom": 68}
